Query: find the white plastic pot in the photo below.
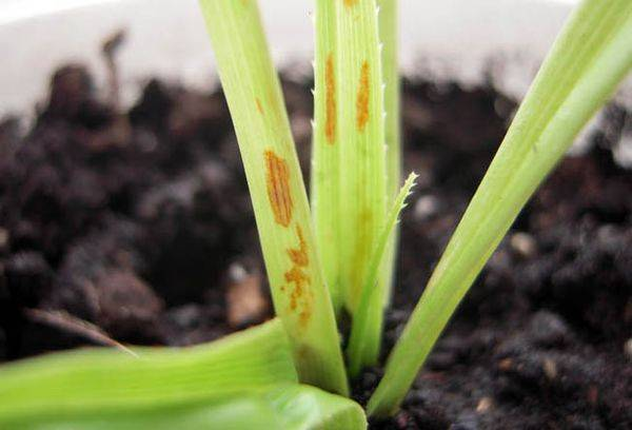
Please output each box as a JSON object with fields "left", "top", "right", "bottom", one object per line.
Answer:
{"left": 0, "top": 0, "right": 586, "bottom": 114}
{"left": 0, "top": 0, "right": 629, "bottom": 164}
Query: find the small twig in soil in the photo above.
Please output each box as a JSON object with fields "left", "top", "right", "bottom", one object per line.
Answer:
{"left": 101, "top": 29, "right": 127, "bottom": 109}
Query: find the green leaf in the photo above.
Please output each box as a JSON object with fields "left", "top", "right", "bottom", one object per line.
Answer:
{"left": 346, "top": 172, "right": 417, "bottom": 376}
{"left": 364, "top": 0, "right": 403, "bottom": 368}
{"left": 4, "top": 398, "right": 286, "bottom": 430}
{"left": 368, "top": 0, "right": 632, "bottom": 416}
{"left": 5, "top": 385, "right": 366, "bottom": 430}
{"left": 312, "top": 1, "right": 399, "bottom": 365}
{"left": 198, "top": 0, "right": 348, "bottom": 395}
{"left": 378, "top": 0, "right": 401, "bottom": 202}
{"left": 0, "top": 319, "right": 296, "bottom": 424}
{"left": 265, "top": 384, "right": 367, "bottom": 429}
{"left": 312, "top": 0, "right": 343, "bottom": 313}
{"left": 336, "top": 0, "right": 387, "bottom": 316}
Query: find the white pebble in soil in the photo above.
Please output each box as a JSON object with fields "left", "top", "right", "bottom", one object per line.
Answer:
{"left": 510, "top": 232, "right": 537, "bottom": 258}
{"left": 414, "top": 194, "right": 439, "bottom": 221}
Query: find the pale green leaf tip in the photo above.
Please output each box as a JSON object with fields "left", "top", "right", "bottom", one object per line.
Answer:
{"left": 346, "top": 170, "right": 418, "bottom": 377}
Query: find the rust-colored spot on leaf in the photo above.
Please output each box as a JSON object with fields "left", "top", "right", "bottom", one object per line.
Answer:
{"left": 264, "top": 150, "right": 293, "bottom": 227}
{"left": 256, "top": 98, "right": 264, "bottom": 115}
{"left": 299, "top": 309, "right": 311, "bottom": 326}
{"left": 325, "top": 53, "right": 336, "bottom": 144}
{"left": 286, "top": 266, "right": 309, "bottom": 310}
{"left": 343, "top": 0, "right": 359, "bottom": 8}
{"left": 356, "top": 60, "right": 370, "bottom": 132}
{"left": 287, "top": 225, "right": 308, "bottom": 267}
{"left": 284, "top": 224, "right": 314, "bottom": 326}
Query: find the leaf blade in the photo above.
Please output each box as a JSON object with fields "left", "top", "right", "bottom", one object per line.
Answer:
{"left": 266, "top": 384, "right": 367, "bottom": 429}
{"left": 198, "top": 0, "right": 348, "bottom": 395}
{"left": 312, "top": 0, "right": 343, "bottom": 312}
{"left": 336, "top": 0, "right": 387, "bottom": 316}
{"left": 5, "top": 384, "right": 367, "bottom": 430}
{"left": 368, "top": 0, "right": 632, "bottom": 416}
{"left": 0, "top": 320, "right": 296, "bottom": 423}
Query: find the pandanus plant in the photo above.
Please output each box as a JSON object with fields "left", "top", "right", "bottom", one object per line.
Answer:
{"left": 0, "top": 0, "right": 630, "bottom": 428}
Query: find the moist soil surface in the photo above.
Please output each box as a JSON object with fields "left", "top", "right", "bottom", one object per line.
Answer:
{"left": 0, "top": 64, "right": 630, "bottom": 429}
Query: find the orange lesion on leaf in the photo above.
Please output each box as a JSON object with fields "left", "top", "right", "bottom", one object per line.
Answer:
{"left": 356, "top": 60, "right": 370, "bottom": 132}
{"left": 299, "top": 309, "right": 312, "bottom": 327}
{"left": 256, "top": 98, "right": 264, "bottom": 115}
{"left": 287, "top": 225, "right": 308, "bottom": 267}
{"left": 264, "top": 154, "right": 313, "bottom": 326}
{"left": 325, "top": 53, "right": 336, "bottom": 144}
{"left": 343, "top": 0, "right": 359, "bottom": 8}
{"left": 264, "top": 150, "right": 293, "bottom": 227}
{"left": 284, "top": 224, "right": 314, "bottom": 326}
{"left": 286, "top": 265, "right": 310, "bottom": 310}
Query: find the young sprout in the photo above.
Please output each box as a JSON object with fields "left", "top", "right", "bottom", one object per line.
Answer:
{"left": 347, "top": 172, "right": 417, "bottom": 377}
{"left": 198, "top": 0, "right": 348, "bottom": 396}
{"left": 368, "top": 0, "right": 632, "bottom": 416}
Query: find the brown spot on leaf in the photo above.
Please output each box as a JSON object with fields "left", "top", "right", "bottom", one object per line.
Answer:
{"left": 299, "top": 309, "right": 311, "bottom": 326}
{"left": 287, "top": 225, "right": 308, "bottom": 267}
{"left": 325, "top": 53, "right": 336, "bottom": 144}
{"left": 256, "top": 98, "right": 264, "bottom": 115}
{"left": 286, "top": 266, "right": 309, "bottom": 310}
{"left": 264, "top": 150, "right": 293, "bottom": 227}
{"left": 356, "top": 60, "right": 370, "bottom": 131}
{"left": 284, "top": 224, "right": 314, "bottom": 326}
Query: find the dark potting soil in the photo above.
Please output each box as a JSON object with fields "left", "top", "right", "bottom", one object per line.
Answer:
{"left": 0, "top": 64, "right": 630, "bottom": 429}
